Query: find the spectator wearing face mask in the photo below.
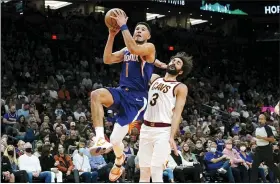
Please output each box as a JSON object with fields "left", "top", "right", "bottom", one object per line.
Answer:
{"left": 238, "top": 142, "right": 267, "bottom": 182}
{"left": 1, "top": 145, "right": 15, "bottom": 183}
{"left": 18, "top": 142, "right": 52, "bottom": 183}
{"left": 73, "top": 143, "right": 98, "bottom": 183}
{"left": 204, "top": 142, "right": 235, "bottom": 182}
{"left": 223, "top": 139, "right": 249, "bottom": 182}
{"left": 216, "top": 132, "right": 225, "bottom": 152}
{"left": 193, "top": 139, "right": 205, "bottom": 165}
{"left": 3, "top": 145, "right": 29, "bottom": 182}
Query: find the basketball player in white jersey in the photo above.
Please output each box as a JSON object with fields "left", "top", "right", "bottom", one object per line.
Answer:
{"left": 138, "top": 52, "right": 193, "bottom": 182}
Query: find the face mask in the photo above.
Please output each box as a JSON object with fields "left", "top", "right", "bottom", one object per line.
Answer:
{"left": 8, "top": 150, "right": 14, "bottom": 155}
{"left": 210, "top": 147, "right": 216, "bottom": 153}
{"left": 226, "top": 144, "right": 232, "bottom": 149}
{"left": 240, "top": 146, "right": 246, "bottom": 152}
{"left": 196, "top": 143, "right": 202, "bottom": 148}
{"left": 79, "top": 148, "right": 85, "bottom": 154}
{"left": 274, "top": 149, "right": 279, "bottom": 154}
{"left": 25, "top": 148, "right": 32, "bottom": 153}
{"left": 251, "top": 148, "right": 256, "bottom": 152}
{"left": 166, "top": 64, "right": 180, "bottom": 76}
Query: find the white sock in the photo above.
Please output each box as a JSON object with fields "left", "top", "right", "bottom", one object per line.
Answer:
{"left": 95, "top": 127, "right": 104, "bottom": 139}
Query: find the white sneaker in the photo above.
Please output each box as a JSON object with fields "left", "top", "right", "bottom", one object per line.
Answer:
{"left": 89, "top": 137, "right": 113, "bottom": 156}
{"left": 217, "top": 168, "right": 227, "bottom": 174}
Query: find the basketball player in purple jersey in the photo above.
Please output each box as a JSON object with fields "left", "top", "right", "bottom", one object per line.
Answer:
{"left": 89, "top": 10, "right": 167, "bottom": 181}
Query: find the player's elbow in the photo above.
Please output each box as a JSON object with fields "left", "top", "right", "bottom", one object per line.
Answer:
{"left": 103, "top": 57, "right": 112, "bottom": 64}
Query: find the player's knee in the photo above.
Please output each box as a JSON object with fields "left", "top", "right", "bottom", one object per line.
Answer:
{"left": 90, "top": 89, "right": 101, "bottom": 101}
{"left": 110, "top": 135, "right": 122, "bottom": 146}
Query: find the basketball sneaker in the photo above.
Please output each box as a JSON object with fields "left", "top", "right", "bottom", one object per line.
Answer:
{"left": 109, "top": 153, "right": 126, "bottom": 182}
{"left": 89, "top": 137, "right": 113, "bottom": 156}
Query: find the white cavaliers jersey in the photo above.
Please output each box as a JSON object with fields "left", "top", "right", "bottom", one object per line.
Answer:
{"left": 144, "top": 77, "right": 181, "bottom": 124}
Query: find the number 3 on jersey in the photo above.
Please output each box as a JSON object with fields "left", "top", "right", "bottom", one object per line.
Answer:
{"left": 150, "top": 93, "right": 159, "bottom": 106}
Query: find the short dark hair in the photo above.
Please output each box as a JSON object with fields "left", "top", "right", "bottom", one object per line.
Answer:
{"left": 136, "top": 22, "right": 151, "bottom": 34}
{"left": 170, "top": 52, "right": 193, "bottom": 79}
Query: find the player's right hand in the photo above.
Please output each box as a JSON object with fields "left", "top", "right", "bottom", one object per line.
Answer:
{"left": 109, "top": 28, "right": 120, "bottom": 37}
{"left": 169, "top": 137, "right": 178, "bottom": 156}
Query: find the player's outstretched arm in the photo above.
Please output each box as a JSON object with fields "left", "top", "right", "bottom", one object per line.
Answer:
{"left": 154, "top": 59, "right": 167, "bottom": 69}
{"left": 169, "top": 84, "right": 188, "bottom": 155}
{"left": 103, "top": 29, "right": 125, "bottom": 64}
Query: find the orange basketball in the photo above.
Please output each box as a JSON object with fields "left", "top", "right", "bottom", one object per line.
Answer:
{"left": 105, "top": 8, "right": 127, "bottom": 30}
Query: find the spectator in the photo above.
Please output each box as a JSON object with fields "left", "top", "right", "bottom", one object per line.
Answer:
{"left": 58, "top": 85, "right": 70, "bottom": 100}
{"left": 73, "top": 142, "right": 98, "bottom": 183}
{"left": 238, "top": 142, "right": 267, "bottom": 182}
{"left": 1, "top": 145, "right": 15, "bottom": 183}
{"left": 15, "top": 140, "right": 25, "bottom": 157}
{"left": 204, "top": 142, "right": 235, "bottom": 182}
{"left": 18, "top": 142, "right": 52, "bottom": 183}
{"left": 3, "top": 105, "right": 18, "bottom": 132}
{"left": 223, "top": 139, "right": 249, "bottom": 182}
{"left": 3, "top": 145, "right": 29, "bottom": 182}
{"left": 39, "top": 144, "right": 63, "bottom": 182}
{"left": 167, "top": 149, "right": 201, "bottom": 182}
{"left": 73, "top": 107, "right": 86, "bottom": 121}
{"left": 54, "top": 144, "right": 78, "bottom": 182}
{"left": 87, "top": 141, "right": 113, "bottom": 182}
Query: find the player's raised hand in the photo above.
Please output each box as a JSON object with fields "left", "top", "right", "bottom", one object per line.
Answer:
{"left": 110, "top": 10, "right": 128, "bottom": 27}
{"left": 169, "top": 137, "right": 178, "bottom": 156}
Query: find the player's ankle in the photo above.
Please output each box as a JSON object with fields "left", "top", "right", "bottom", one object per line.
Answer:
{"left": 95, "top": 127, "right": 105, "bottom": 139}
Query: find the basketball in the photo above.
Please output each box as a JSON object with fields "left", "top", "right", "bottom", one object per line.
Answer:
{"left": 105, "top": 8, "right": 127, "bottom": 30}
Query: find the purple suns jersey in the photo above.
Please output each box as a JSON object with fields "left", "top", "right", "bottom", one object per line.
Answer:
{"left": 119, "top": 48, "right": 154, "bottom": 92}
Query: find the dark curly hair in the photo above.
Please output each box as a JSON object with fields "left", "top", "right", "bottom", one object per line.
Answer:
{"left": 170, "top": 52, "right": 193, "bottom": 80}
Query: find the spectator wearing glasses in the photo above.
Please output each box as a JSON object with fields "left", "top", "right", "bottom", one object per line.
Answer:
{"left": 223, "top": 139, "right": 249, "bottom": 182}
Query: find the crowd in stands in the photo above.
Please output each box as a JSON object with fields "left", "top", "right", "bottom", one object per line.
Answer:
{"left": 1, "top": 4, "right": 280, "bottom": 183}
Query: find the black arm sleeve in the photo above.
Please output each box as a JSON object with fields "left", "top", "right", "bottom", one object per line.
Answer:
{"left": 264, "top": 125, "right": 274, "bottom": 137}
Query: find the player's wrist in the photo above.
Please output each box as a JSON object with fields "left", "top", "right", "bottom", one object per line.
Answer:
{"left": 120, "top": 24, "right": 128, "bottom": 31}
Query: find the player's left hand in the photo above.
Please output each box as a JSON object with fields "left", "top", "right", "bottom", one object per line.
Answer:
{"left": 169, "top": 137, "right": 178, "bottom": 156}
{"left": 111, "top": 10, "right": 128, "bottom": 27}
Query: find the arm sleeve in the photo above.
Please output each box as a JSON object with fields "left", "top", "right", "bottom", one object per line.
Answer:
{"left": 265, "top": 125, "right": 274, "bottom": 137}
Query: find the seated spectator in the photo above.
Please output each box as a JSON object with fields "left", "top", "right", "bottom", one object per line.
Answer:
{"left": 73, "top": 107, "right": 86, "bottom": 121}
{"left": 123, "top": 137, "right": 134, "bottom": 162}
{"left": 53, "top": 116, "right": 67, "bottom": 132}
{"left": 58, "top": 85, "right": 71, "bottom": 100}
{"left": 3, "top": 105, "right": 18, "bottom": 132}
{"left": 73, "top": 143, "right": 98, "bottom": 183}
{"left": 13, "top": 115, "right": 28, "bottom": 140}
{"left": 1, "top": 145, "right": 15, "bottom": 183}
{"left": 54, "top": 103, "right": 65, "bottom": 118}
{"left": 15, "top": 140, "right": 25, "bottom": 157}
{"left": 167, "top": 149, "right": 201, "bottom": 182}
{"left": 87, "top": 141, "right": 113, "bottom": 182}
{"left": 215, "top": 132, "right": 225, "bottom": 152}
{"left": 3, "top": 145, "right": 29, "bottom": 182}
{"left": 238, "top": 142, "right": 267, "bottom": 182}
{"left": 223, "top": 139, "right": 249, "bottom": 182}
{"left": 39, "top": 145, "right": 63, "bottom": 182}
{"left": 204, "top": 142, "right": 235, "bottom": 182}
{"left": 163, "top": 161, "right": 175, "bottom": 183}
{"left": 54, "top": 144, "right": 78, "bottom": 182}
{"left": 33, "top": 141, "right": 43, "bottom": 157}
{"left": 18, "top": 142, "right": 52, "bottom": 183}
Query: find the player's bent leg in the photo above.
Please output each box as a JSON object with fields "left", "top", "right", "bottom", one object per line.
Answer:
{"left": 109, "top": 123, "right": 129, "bottom": 182}
{"left": 139, "top": 167, "right": 151, "bottom": 183}
{"left": 90, "top": 88, "right": 114, "bottom": 156}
